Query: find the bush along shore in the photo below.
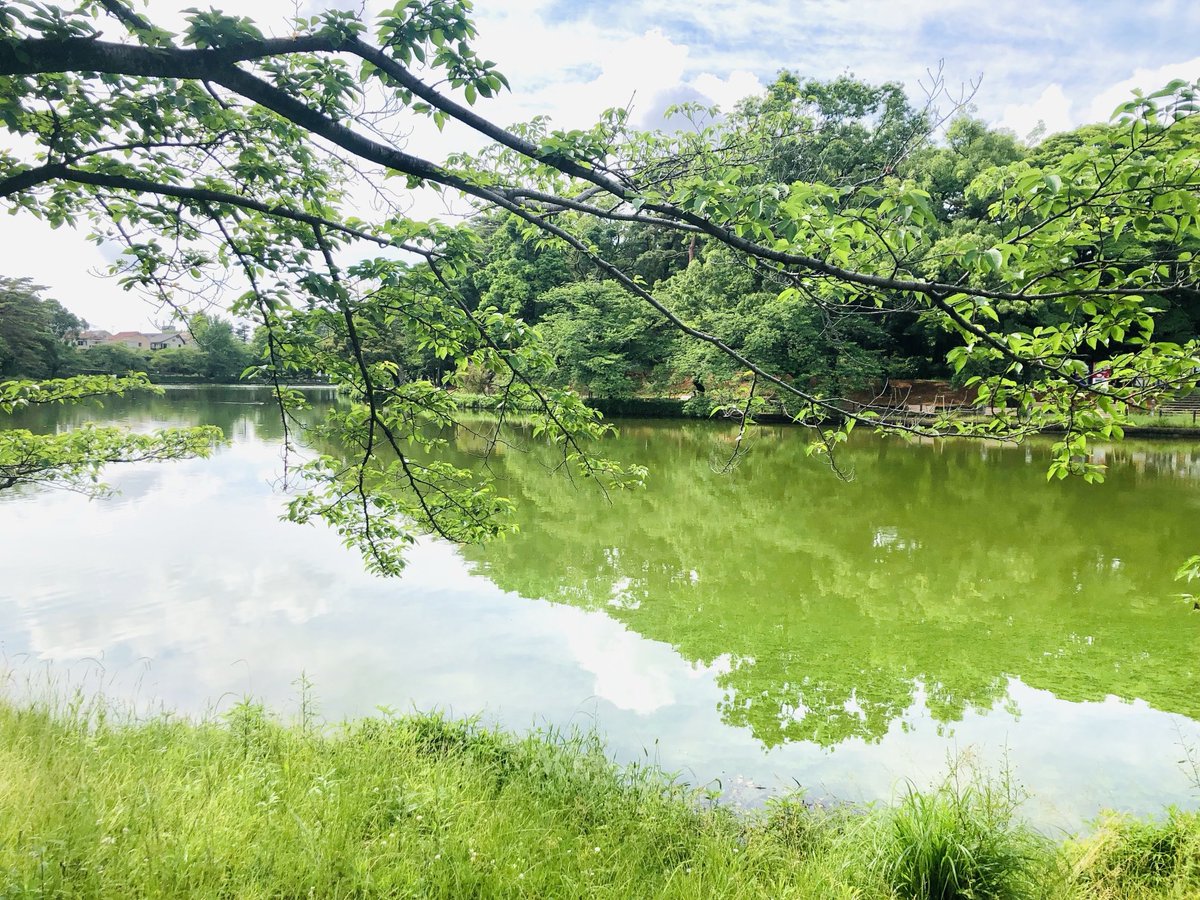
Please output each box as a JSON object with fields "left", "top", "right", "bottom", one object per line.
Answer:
{"left": 0, "top": 698, "right": 1198, "bottom": 898}
{"left": 450, "top": 391, "right": 1200, "bottom": 435}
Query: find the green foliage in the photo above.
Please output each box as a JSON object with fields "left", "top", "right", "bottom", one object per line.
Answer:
{"left": 260, "top": 269, "right": 646, "bottom": 574}
{"left": 909, "top": 117, "right": 1026, "bottom": 224}
{"left": 1177, "top": 555, "right": 1200, "bottom": 611}
{"left": 149, "top": 345, "right": 207, "bottom": 376}
{"left": 0, "top": 422, "right": 221, "bottom": 492}
{"left": 875, "top": 772, "right": 1051, "bottom": 900}
{"left": 539, "top": 282, "right": 675, "bottom": 396}
{"left": 7, "top": 692, "right": 1200, "bottom": 897}
{"left": 472, "top": 214, "right": 577, "bottom": 319}
{"left": 68, "top": 341, "right": 150, "bottom": 375}
{"left": 1066, "top": 810, "right": 1200, "bottom": 897}
{"left": 1, "top": 0, "right": 1198, "bottom": 571}
{"left": 188, "top": 312, "right": 255, "bottom": 379}
{"left": 733, "top": 71, "right": 931, "bottom": 187}
{"left": 0, "top": 373, "right": 220, "bottom": 492}
{"left": 0, "top": 276, "right": 82, "bottom": 377}
{"left": 0, "top": 372, "right": 154, "bottom": 412}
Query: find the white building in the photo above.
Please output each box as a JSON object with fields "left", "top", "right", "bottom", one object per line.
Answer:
{"left": 105, "top": 330, "right": 152, "bottom": 349}
{"left": 72, "top": 329, "right": 111, "bottom": 348}
{"left": 147, "top": 330, "right": 190, "bottom": 350}
{"left": 98, "top": 329, "right": 193, "bottom": 351}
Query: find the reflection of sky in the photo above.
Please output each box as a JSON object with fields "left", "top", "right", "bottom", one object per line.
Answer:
{"left": 1, "top": 412, "right": 1198, "bottom": 834}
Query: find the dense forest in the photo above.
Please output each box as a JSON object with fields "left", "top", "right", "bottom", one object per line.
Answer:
{"left": 466, "top": 76, "right": 1199, "bottom": 405}
{"left": 7, "top": 75, "right": 1199, "bottom": 406}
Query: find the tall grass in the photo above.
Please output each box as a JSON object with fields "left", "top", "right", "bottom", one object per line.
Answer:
{"left": 874, "top": 771, "right": 1054, "bottom": 900}
{"left": 0, "top": 694, "right": 1194, "bottom": 898}
{"left": 1064, "top": 810, "right": 1200, "bottom": 898}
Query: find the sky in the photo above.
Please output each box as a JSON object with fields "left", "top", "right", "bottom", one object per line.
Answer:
{"left": 3, "top": 0, "right": 1199, "bottom": 330}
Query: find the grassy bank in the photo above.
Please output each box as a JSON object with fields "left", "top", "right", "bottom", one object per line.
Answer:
{"left": 0, "top": 699, "right": 1197, "bottom": 898}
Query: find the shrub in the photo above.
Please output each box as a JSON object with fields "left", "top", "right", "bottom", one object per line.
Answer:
{"left": 1069, "top": 809, "right": 1200, "bottom": 897}
{"left": 875, "top": 773, "right": 1051, "bottom": 900}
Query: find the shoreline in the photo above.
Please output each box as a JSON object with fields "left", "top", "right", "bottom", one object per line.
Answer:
{"left": 1, "top": 695, "right": 1195, "bottom": 897}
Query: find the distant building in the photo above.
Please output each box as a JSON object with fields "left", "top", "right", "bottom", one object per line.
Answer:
{"left": 106, "top": 330, "right": 152, "bottom": 350}
{"left": 72, "top": 329, "right": 112, "bottom": 348}
{"left": 93, "top": 329, "right": 193, "bottom": 351}
{"left": 147, "top": 330, "right": 191, "bottom": 350}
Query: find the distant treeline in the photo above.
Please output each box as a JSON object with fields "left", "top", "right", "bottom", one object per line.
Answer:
{"left": 6, "top": 74, "right": 1198, "bottom": 401}
{"left": 0, "top": 277, "right": 309, "bottom": 382}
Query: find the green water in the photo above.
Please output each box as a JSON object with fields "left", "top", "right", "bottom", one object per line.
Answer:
{"left": 456, "top": 421, "right": 1200, "bottom": 749}
{"left": 1, "top": 386, "right": 1199, "bottom": 830}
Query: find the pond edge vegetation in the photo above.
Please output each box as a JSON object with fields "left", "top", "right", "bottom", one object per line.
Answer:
{"left": 1, "top": 693, "right": 1197, "bottom": 898}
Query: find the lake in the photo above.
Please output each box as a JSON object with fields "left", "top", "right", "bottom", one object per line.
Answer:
{"left": 2, "top": 384, "right": 1199, "bottom": 833}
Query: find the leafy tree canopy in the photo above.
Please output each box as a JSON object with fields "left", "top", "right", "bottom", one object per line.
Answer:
{"left": 0, "top": 373, "right": 219, "bottom": 491}
{"left": 0, "top": 1, "right": 1198, "bottom": 573}
{"left": 0, "top": 276, "right": 83, "bottom": 377}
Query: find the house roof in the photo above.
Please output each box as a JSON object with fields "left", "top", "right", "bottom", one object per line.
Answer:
{"left": 99, "top": 329, "right": 194, "bottom": 345}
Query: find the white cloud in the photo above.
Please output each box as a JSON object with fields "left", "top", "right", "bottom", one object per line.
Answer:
{"left": 999, "top": 84, "right": 1073, "bottom": 141}
{"left": 997, "top": 56, "right": 1200, "bottom": 143}
{"left": 1085, "top": 56, "right": 1200, "bottom": 124}
{"left": 561, "top": 615, "right": 682, "bottom": 714}
{"left": 688, "top": 71, "right": 765, "bottom": 111}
